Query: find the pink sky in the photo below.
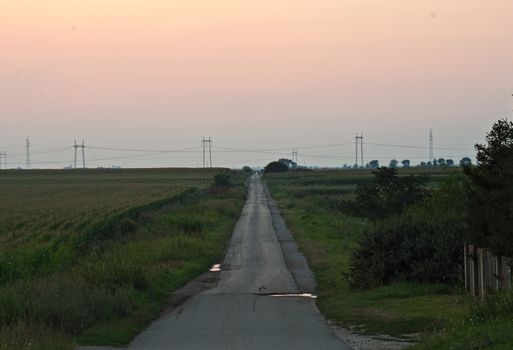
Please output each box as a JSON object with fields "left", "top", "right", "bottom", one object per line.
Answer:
{"left": 1, "top": 0, "right": 513, "bottom": 168}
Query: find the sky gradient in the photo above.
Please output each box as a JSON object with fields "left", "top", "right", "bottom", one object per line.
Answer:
{"left": 1, "top": 0, "right": 513, "bottom": 168}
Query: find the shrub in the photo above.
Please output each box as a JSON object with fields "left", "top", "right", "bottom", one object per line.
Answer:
{"left": 350, "top": 175, "right": 467, "bottom": 288}
{"left": 214, "top": 172, "right": 231, "bottom": 187}
{"left": 350, "top": 215, "right": 464, "bottom": 288}
{"left": 349, "top": 167, "right": 428, "bottom": 220}
{"left": 264, "top": 161, "right": 289, "bottom": 173}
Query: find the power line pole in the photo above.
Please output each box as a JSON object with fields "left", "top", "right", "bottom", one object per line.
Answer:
{"left": 209, "top": 137, "right": 213, "bottom": 168}
{"left": 201, "top": 137, "right": 213, "bottom": 168}
{"left": 25, "top": 137, "right": 30, "bottom": 170}
{"left": 429, "top": 129, "right": 434, "bottom": 162}
{"left": 355, "top": 133, "right": 364, "bottom": 167}
{"left": 74, "top": 140, "right": 86, "bottom": 169}
{"left": 0, "top": 151, "right": 5, "bottom": 170}
{"left": 82, "top": 140, "right": 86, "bottom": 169}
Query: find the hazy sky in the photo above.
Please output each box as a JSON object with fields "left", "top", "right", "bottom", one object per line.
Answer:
{"left": 1, "top": 0, "right": 513, "bottom": 168}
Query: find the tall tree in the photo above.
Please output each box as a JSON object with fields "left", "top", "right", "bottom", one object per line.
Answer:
{"left": 367, "top": 160, "right": 379, "bottom": 168}
{"left": 465, "top": 119, "right": 513, "bottom": 256}
{"left": 460, "top": 157, "right": 472, "bottom": 167}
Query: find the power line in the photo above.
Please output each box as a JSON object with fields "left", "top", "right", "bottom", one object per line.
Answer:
{"left": 364, "top": 142, "right": 471, "bottom": 151}
{"left": 87, "top": 145, "right": 201, "bottom": 153}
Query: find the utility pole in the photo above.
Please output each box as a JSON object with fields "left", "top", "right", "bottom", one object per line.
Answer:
{"left": 355, "top": 133, "right": 364, "bottom": 167}
{"left": 292, "top": 149, "right": 298, "bottom": 164}
{"left": 0, "top": 151, "right": 5, "bottom": 170}
{"left": 25, "top": 137, "right": 30, "bottom": 170}
{"left": 74, "top": 140, "right": 86, "bottom": 169}
{"left": 429, "top": 129, "right": 434, "bottom": 162}
{"left": 201, "top": 137, "right": 213, "bottom": 168}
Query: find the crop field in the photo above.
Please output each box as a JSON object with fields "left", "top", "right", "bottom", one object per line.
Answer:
{"left": 0, "top": 167, "right": 247, "bottom": 349}
{"left": 265, "top": 167, "right": 467, "bottom": 342}
{"left": 0, "top": 168, "right": 221, "bottom": 283}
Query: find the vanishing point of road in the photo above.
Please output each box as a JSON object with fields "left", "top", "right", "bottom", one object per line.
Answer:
{"left": 86, "top": 175, "right": 351, "bottom": 350}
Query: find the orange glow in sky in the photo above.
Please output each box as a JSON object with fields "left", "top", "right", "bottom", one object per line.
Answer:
{"left": 1, "top": 1, "right": 513, "bottom": 167}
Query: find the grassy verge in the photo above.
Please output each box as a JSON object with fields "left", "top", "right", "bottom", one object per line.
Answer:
{"left": 0, "top": 173, "right": 247, "bottom": 349}
{"left": 410, "top": 291, "right": 513, "bottom": 350}
{"left": 265, "top": 170, "right": 468, "bottom": 339}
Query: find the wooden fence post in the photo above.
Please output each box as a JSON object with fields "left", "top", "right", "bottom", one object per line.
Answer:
{"left": 464, "top": 243, "right": 471, "bottom": 293}
{"left": 477, "top": 248, "right": 488, "bottom": 299}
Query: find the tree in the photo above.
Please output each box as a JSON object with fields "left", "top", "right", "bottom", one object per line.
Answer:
{"left": 278, "top": 158, "right": 297, "bottom": 169}
{"left": 419, "top": 161, "right": 427, "bottom": 168}
{"left": 352, "top": 167, "right": 428, "bottom": 220}
{"left": 401, "top": 159, "right": 410, "bottom": 168}
{"left": 389, "top": 159, "right": 398, "bottom": 168}
{"left": 465, "top": 119, "right": 513, "bottom": 256}
{"left": 367, "top": 160, "right": 379, "bottom": 168}
{"left": 437, "top": 158, "right": 446, "bottom": 167}
{"left": 242, "top": 166, "right": 252, "bottom": 172}
{"left": 264, "top": 161, "right": 289, "bottom": 173}
{"left": 460, "top": 157, "right": 472, "bottom": 167}
{"left": 446, "top": 159, "right": 454, "bottom": 167}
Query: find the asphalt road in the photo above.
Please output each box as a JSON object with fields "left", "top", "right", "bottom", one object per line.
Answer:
{"left": 121, "top": 175, "right": 351, "bottom": 349}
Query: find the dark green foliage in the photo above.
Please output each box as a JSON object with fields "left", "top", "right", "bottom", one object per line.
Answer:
{"left": 264, "top": 161, "right": 289, "bottom": 173}
{"left": 367, "top": 160, "right": 379, "bottom": 168}
{"left": 214, "top": 171, "right": 232, "bottom": 187}
{"left": 349, "top": 167, "right": 428, "bottom": 220}
{"left": 241, "top": 166, "right": 252, "bottom": 172}
{"left": 350, "top": 175, "right": 467, "bottom": 288}
{"left": 278, "top": 158, "right": 297, "bottom": 169}
{"left": 459, "top": 157, "right": 472, "bottom": 167}
{"left": 465, "top": 119, "right": 513, "bottom": 256}
{"left": 350, "top": 216, "right": 464, "bottom": 288}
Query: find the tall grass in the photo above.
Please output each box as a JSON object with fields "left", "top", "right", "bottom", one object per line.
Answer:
{"left": 0, "top": 169, "right": 247, "bottom": 348}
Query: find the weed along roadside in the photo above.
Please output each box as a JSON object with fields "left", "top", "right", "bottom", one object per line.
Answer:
{"left": 0, "top": 169, "right": 248, "bottom": 349}
{"left": 264, "top": 168, "right": 470, "bottom": 349}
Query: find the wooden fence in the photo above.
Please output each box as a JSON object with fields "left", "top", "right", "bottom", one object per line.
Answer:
{"left": 464, "top": 243, "right": 512, "bottom": 299}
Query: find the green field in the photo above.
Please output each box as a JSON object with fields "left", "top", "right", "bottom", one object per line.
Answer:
{"left": 0, "top": 168, "right": 220, "bottom": 283}
{"left": 265, "top": 168, "right": 469, "bottom": 344}
{"left": 0, "top": 168, "right": 247, "bottom": 349}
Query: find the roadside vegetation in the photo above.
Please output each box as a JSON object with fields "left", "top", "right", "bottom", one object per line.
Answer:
{"left": 0, "top": 168, "right": 247, "bottom": 349}
{"left": 265, "top": 168, "right": 467, "bottom": 340}
{"left": 265, "top": 119, "right": 513, "bottom": 349}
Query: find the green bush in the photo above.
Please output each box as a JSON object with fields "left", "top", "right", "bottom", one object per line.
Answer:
{"left": 214, "top": 172, "right": 231, "bottom": 187}
{"left": 264, "top": 161, "right": 289, "bottom": 173}
{"left": 348, "top": 167, "right": 428, "bottom": 220}
{"left": 350, "top": 175, "right": 467, "bottom": 288}
{"left": 350, "top": 216, "right": 464, "bottom": 288}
